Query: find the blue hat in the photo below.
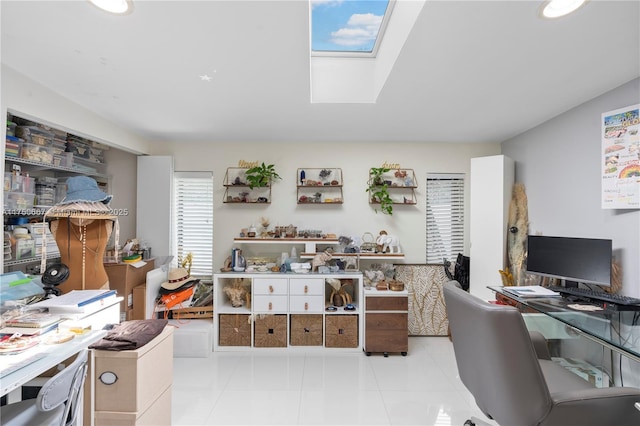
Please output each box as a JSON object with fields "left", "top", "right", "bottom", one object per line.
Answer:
{"left": 59, "top": 176, "right": 112, "bottom": 205}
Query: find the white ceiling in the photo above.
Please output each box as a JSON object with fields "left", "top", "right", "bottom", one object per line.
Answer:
{"left": 2, "top": 0, "right": 639, "bottom": 145}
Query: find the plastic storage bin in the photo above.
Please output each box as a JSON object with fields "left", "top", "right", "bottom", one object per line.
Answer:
{"left": 15, "top": 125, "right": 54, "bottom": 146}
{"left": 4, "top": 191, "right": 35, "bottom": 210}
{"left": 21, "top": 142, "right": 54, "bottom": 164}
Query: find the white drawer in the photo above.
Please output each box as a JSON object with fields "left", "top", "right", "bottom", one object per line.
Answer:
{"left": 253, "top": 295, "right": 288, "bottom": 312}
{"left": 289, "top": 295, "right": 324, "bottom": 312}
{"left": 289, "top": 278, "right": 324, "bottom": 296}
{"left": 253, "top": 278, "right": 288, "bottom": 295}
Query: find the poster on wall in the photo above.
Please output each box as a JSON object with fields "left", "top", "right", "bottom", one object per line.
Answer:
{"left": 601, "top": 103, "right": 640, "bottom": 209}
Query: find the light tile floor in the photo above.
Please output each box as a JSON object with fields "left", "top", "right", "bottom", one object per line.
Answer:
{"left": 171, "top": 336, "right": 498, "bottom": 425}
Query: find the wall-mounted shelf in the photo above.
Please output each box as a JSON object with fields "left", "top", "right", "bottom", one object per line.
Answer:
{"left": 297, "top": 168, "right": 343, "bottom": 204}
{"left": 223, "top": 167, "right": 271, "bottom": 204}
{"left": 234, "top": 237, "right": 339, "bottom": 254}
{"left": 300, "top": 252, "right": 405, "bottom": 260}
{"left": 368, "top": 168, "right": 417, "bottom": 206}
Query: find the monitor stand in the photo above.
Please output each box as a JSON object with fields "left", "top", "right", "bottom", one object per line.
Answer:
{"left": 563, "top": 280, "right": 579, "bottom": 288}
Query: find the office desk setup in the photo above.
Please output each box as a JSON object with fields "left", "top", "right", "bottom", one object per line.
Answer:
{"left": 489, "top": 286, "right": 640, "bottom": 363}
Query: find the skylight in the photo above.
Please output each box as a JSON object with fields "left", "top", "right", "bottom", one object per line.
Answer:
{"left": 311, "top": 0, "right": 394, "bottom": 56}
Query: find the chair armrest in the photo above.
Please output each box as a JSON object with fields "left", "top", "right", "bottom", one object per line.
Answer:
{"left": 529, "top": 330, "right": 551, "bottom": 360}
{"left": 546, "top": 387, "right": 640, "bottom": 426}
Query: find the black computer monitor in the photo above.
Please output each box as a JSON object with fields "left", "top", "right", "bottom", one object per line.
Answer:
{"left": 526, "top": 235, "right": 612, "bottom": 288}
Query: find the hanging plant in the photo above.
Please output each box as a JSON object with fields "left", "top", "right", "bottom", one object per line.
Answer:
{"left": 244, "top": 163, "right": 282, "bottom": 189}
{"left": 366, "top": 167, "right": 393, "bottom": 215}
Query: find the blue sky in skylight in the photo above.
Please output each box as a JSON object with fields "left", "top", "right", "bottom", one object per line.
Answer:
{"left": 311, "top": 0, "right": 390, "bottom": 53}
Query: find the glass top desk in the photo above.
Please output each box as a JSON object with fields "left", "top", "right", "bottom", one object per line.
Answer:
{"left": 488, "top": 286, "right": 640, "bottom": 363}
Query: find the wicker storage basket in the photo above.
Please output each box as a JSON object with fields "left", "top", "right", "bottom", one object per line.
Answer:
{"left": 254, "top": 314, "right": 287, "bottom": 347}
{"left": 290, "top": 314, "right": 323, "bottom": 346}
{"left": 219, "top": 314, "right": 251, "bottom": 347}
{"left": 325, "top": 315, "right": 358, "bottom": 348}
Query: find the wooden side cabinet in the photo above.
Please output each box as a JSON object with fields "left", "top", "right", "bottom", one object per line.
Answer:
{"left": 364, "top": 289, "right": 408, "bottom": 357}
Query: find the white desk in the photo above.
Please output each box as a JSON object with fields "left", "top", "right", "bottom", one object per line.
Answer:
{"left": 0, "top": 329, "right": 106, "bottom": 398}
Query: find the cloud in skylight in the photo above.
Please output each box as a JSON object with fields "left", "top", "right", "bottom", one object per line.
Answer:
{"left": 311, "top": 0, "right": 389, "bottom": 52}
{"left": 330, "top": 13, "right": 383, "bottom": 46}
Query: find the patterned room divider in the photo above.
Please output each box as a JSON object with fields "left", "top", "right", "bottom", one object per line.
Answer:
{"left": 394, "top": 264, "right": 451, "bottom": 336}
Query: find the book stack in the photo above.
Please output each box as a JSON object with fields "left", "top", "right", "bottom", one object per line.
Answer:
{"left": 502, "top": 285, "right": 561, "bottom": 298}
{"left": 26, "top": 222, "right": 60, "bottom": 258}
{"left": 30, "top": 289, "right": 117, "bottom": 316}
{"left": 0, "top": 311, "right": 62, "bottom": 336}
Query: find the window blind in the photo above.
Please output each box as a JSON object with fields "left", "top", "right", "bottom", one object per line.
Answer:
{"left": 426, "top": 174, "right": 465, "bottom": 264}
{"left": 174, "top": 172, "right": 213, "bottom": 279}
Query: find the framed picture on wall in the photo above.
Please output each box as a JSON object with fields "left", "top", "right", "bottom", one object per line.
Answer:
{"left": 601, "top": 103, "right": 640, "bottom": 209}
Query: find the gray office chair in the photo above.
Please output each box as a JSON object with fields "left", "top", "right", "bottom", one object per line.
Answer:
{"left": 0, "top": 348, "right": 88, "bottom": 426}
{"left": 443, "top": 281, "right": 640, "bottom": 426}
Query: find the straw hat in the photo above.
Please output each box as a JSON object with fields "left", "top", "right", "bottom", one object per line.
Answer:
{"left": 160, "top": 268, "right": 199, "bottom": 292}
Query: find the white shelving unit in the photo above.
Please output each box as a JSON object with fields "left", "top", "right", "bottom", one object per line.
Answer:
{"left": 212, "top": 272, "right": 364, "bottom": 352}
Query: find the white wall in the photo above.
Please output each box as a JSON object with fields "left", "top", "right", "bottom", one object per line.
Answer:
{"left": 502, "top": 78, "right": 640, "bottom": 298}
{"left": 148, "top": 141, "right": 500, "bottom": 271}
{"left": 1, "top": 65, "right": 151, "bottom": 155}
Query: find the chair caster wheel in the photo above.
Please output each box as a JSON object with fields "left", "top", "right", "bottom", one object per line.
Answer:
{"left": 464, "top": 420, "right": 476, "bottom": 426}
{"left": 383, "top": 352, "right": 389, "bottom": 357}
{"left": 366, "top": 352, "right": 371, "bottom": 356}
{"left": 401, "top": 352, "right": 407, "bottom": 356}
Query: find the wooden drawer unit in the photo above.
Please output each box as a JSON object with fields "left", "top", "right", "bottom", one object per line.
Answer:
{"left": 364, "top": 290, "right": 409, "bottom": 357}
{"left": 366, "top": 296, "right": 408, "bottom": 311}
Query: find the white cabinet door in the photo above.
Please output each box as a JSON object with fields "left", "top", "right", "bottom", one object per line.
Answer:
{"left": 469, "top": 155, "right": 514, "bottom": 301}
{"left": 137, "top": 156, "right": 174, "bottom": 258}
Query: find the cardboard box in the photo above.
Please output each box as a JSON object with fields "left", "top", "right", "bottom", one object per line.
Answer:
{"left": 94, "top": 326, "right": 173, "bottom": 413}
{"left": 132, "top": 284, "right": 146, "bottom": 320}
{"left": 104, "top": 259, "right": 155, "bottom": 313}
{"left": 94, "top": 384, "right": 171, "bottom": 426}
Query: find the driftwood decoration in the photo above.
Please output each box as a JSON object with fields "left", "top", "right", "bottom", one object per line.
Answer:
{"left": 507, "top": 183, "right": 529, "bottom": 286}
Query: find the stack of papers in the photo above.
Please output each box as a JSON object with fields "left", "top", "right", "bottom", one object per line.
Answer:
{"left": 502, "top": 285, "right": 561, "bottom": 298}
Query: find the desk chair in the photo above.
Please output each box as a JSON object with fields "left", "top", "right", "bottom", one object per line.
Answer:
{"left": 0, "top": 348, "right": 88, "bottom": 426}
{"left": 443, "top": 281, "right": 640, "bottom": 426}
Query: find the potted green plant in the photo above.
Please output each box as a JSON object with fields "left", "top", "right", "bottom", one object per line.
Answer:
{"left": 367, "top": 167, "right": 393, "bottom": 215}
{"left": 244, "top": 162, "right": 282, "bottom": 189}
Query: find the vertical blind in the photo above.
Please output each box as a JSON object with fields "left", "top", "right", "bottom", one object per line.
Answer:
{"left": 174, "top": 172, "right": 213, "bottom": 279}
{"left": 426, "top": 174, "right": 465, "bottom": 264}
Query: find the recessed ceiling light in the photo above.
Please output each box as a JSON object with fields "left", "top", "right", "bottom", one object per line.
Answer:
{"left": 89, "top": 0, "right": 133, "bottom": 15}
{"left": 539, "top": 0, "right": 587, "bottom": 19}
